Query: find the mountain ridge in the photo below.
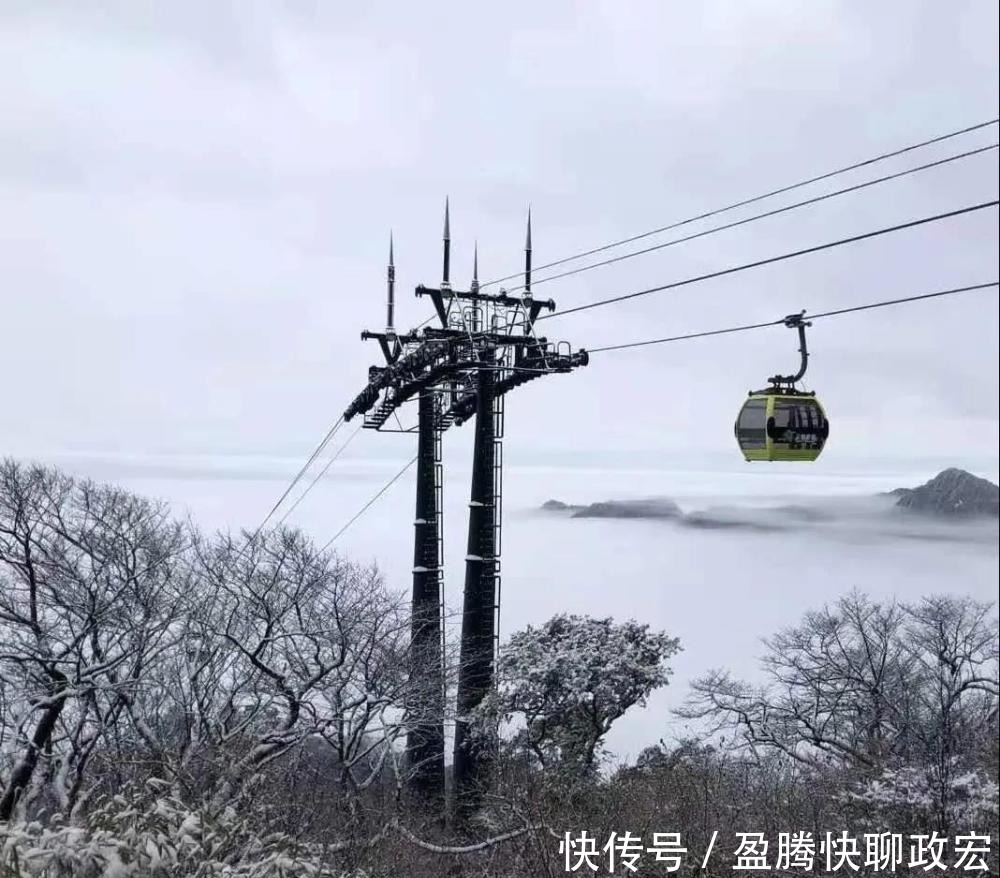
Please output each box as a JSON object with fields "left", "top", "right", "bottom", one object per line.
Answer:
{"left": 890, "top": 468, "right": 998, "bottom": 518}
{"left": 541, "top": 468, "right": 1000, "bottom": 524}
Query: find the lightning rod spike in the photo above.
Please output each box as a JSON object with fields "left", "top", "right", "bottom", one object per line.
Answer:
{"left": 386, "top": 230, "right": 396, "bottom": 333}
{"left": 442, "top": 197, "right": 451, "bottom": 286}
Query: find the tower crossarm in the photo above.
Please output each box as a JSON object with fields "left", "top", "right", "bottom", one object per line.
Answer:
{"left": 423, "top": 328, "right": 549, "bottom": 347}
{"left": 416, "top": 284, "right": 555, "bottom": 314}
{"left": 360, "top": 329, "right": 422, "bottom": 364}
{"left": 366, "top": 358, "right": 484, "bottom": 429}
{"left": 448, "top": 345, "right": 589, "bottom": 425}
{"left": 344, "top": 338, "right": 450, "bottom": 422}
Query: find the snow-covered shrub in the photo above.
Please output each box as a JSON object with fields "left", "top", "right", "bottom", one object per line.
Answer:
{"left": 845, "top": 761, "right": 999, "bottom": 830}
{"left": 0, "top": 781, "right": 361, "bottom": 878}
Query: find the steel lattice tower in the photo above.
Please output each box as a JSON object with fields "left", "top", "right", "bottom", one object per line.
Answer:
{"left": 343, "top": 204, "right": 588, "bottom": 816}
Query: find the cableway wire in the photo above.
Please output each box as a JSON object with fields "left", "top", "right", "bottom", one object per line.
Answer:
{"left": 249, "top": 414, "right": 345, "bottom": 541}
{"left": 585, "top": 281, "right": 998, "bottom": 353}
{"left": 405, "top": 122, "right": 996, "bottom": 331}
{"left": 502, "top": 143, "right": 998, "bottom": 293}
{"left": 273, "top": 422, "right": 365, "bottom": 527}
{"left": 538, "top": 200, "right": 999, "bottom": 322}
{"left": 320, "top": 455, "right": 418, "bottom": 551}
{"left": 480, "top": 117, "right": 1000, "bottom": 289}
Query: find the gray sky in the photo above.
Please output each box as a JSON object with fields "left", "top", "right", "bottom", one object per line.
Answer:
{"left": 2, "top": 1, "right": 999, "bottom": 472}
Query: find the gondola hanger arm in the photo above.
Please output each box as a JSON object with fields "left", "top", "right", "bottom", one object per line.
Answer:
{"left": 769, "top": 310, "right": 811, "bottom": 386}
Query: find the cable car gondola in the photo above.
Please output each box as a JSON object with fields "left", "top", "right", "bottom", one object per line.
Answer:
{"left": 735, "top": 312, "right": 829, "bottom": 462}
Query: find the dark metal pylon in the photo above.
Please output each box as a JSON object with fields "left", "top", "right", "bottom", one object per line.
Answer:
{"left": 407, "top": 388, "right": 445, "bottom": 800}
{"left": 453, "top": 352, "right": 500, "bottom": 820}
{"left": 342, "top": 204, "right": 588, "bottom": 814}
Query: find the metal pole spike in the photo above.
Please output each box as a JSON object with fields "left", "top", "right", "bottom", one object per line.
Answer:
{"left": 442, "top": 197, "right": 451, "bottom": 286}
{"left": 524, "top": 207, "right": 532, "bottom": 296}
{"left": 386, "top": 230, "right": 396, "bottom": 333}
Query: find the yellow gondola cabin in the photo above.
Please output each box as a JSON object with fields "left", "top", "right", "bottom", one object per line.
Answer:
{"left": 734, "top": 390, "right": 829, "bottom": 462}
{"left": 734, "top": 311, "right": 829, "bottom": 462}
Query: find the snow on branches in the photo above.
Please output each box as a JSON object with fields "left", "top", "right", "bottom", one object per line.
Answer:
{"left": 475, "top": 614, "right": 680, "bottom": 773}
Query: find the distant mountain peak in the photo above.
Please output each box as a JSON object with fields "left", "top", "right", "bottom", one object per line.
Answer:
{"left": 572, "top": 498, "right": 681, "bottom": 520}
{"left": 541, "top": 497, "right": 681, "bottom": 519}
{"left": 541, "top": 499, "right": 577, "bottom": 511}
{"left": 893, "top": 469, "right": 999, "bottom": 518}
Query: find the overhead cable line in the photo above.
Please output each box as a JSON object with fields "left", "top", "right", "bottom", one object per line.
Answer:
{"left": 273, "top": 422, "right": 365, "bottom": 527}
{"left": 538, "top": 200, "right": 999, "bottom": 322}
{"left": 320, "top": 455, "right": 418, "bottom": 551}
{"left": 586, "top": 281, "right": 998, "bottom": 353}
{"left": 479, "top": 117, "right": 999, "bottom": 289}
{"left": 806, "top": 282, "right": 998, "bottom": 321}
{"left": 502, "top": 143, "right": 998, "bottom": 293}
{"left": 251, "top": 415, "right": 345, "bottom": 538}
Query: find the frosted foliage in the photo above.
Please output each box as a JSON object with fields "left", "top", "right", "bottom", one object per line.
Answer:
{"left": 0, "top": 783, "right": 365, "bottom": 877}
{"left": 480, "top": 614, "right": 680, "bottom": 771}
{"left": 848, "top": 762, "right": 1000, "bottom": 825}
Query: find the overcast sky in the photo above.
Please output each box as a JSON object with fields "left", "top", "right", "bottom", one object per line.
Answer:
{"left": 1, "top": 1, "right": 998, "bottom": 474}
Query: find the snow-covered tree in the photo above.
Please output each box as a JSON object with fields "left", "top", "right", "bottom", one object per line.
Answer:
{"left": 480, "top": 614, "right": 680, "bottom": 774}
{"left": 683, "top": 591, "right": 999, "bottom": 832}
{"left": 0, "top": 460, "right": 186, "bottom": 820}
{"left": 1, "top": 461, "right": 417, "bottom": 829}
{"left": 153, "top": 529, "right": 411, "bottom": 812}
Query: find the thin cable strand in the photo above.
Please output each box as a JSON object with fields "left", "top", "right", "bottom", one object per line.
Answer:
{"left": 479, "top": 117, "right": 1000, "bottom": 288}
{"left": 503, "top": 144, "right": 998, "bottom": 293}
{"left": 321, "top": 455, "right": 418, "bottom": 550}
{"left": 252, "top": 415, "right": 345, "bottom": 538}
{"left": 540, "top": 200, "right": 999, "bottom": 321}
{"left": 586, "top": 282, "right": 998, "bottom": 353}
{"left": 274, "top": 423, "right": 365, "bottom": 527}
